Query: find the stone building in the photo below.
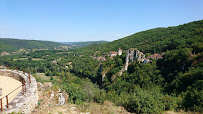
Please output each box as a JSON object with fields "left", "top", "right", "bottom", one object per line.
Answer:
{"left": 147, "top": 52, "right": 164, "bottom": 59}
{"left": 109, "top": 51, "right": 118, "bottom": 58}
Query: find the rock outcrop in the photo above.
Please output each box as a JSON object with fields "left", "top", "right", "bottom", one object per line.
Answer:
{"left": 124, "top": 48, "right": 145, "bottom": 71}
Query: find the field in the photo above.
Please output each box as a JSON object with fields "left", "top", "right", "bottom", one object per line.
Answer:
{"left": 33, "top": 73, "right": 58, "bottom": 82}
{"left": 32, "top": 58, "right": 44, "bottom": 61}
{"left": 13, "top": 58, "right": 44, "bottom": 61}
{"left": 13, "top": 58, "right": 28, "bottom": 61}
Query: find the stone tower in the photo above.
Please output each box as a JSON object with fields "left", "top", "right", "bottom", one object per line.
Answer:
{"left": 118, "top": 48, "right": 122, "bottom": 56}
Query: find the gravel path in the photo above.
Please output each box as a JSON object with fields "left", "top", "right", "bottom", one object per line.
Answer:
{"left": 0, "top": 76, "right": 22, "bottom": 105}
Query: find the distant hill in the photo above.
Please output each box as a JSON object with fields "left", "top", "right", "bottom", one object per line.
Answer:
{"left": 62, "top": 40, "right": 109, "bottom": 48}
{"left": 0, "top": 38, "right": 67, "bottom": 52}
{"left": 75, "top": 20, "right": 203, "bottom": 55}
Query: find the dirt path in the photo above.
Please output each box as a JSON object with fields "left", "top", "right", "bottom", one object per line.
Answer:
{"left": 0, "top": 76, "right": 22, "bottom": 105}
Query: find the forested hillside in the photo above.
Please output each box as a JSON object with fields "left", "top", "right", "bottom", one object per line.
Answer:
{"left": 0, "top": 38, "right": 67, "bottom": 52}
{"left": 75, "top": 20, "right": 203, "bottom": 55}
{"left": 69, "top": 20, "right": 203, "bottom": 113}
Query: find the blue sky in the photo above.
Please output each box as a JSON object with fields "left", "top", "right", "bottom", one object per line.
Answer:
{"left": 0, "top": 0, "right": 203, "bottom": 42}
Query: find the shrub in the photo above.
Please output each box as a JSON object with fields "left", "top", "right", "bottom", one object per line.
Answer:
{"left": 183, "top": 89, "right": 203, "bottom": 112}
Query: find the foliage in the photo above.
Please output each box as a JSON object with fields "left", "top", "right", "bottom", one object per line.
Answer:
{"left": 56, "top": 72, "right": 104, "bottom": 104}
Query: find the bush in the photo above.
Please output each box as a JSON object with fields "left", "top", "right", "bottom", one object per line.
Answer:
{"left": 124, "top": 90, "right": 165, "bottom": 113}
{"left": 183, "top": 89, "right": 203, "bottom": 112}
{"left": 62, "top": 83, "right": 86, "bottom": 104}
{"left": 115, "top": 88, "right": 178, "bottom": 113}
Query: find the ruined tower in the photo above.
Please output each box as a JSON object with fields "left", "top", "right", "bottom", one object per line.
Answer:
{"left": 129, "top": 48, "right": 134, "bottom": 62}
{"left": 118, "top": 48, "right": 122, "bottom": 56}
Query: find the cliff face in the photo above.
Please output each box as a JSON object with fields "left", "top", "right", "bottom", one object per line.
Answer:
{"left": 100, "top": 48, "right": 147, "bottom": 82}
{"left": 124, "top": 48, "right": 146, "bottom": 71}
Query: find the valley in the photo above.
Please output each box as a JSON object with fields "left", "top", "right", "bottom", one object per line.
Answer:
{"left": 0, "top": 20, "right": 202, "bottom": 113}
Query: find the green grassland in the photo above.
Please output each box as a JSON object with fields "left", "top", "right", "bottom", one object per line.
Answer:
{"left": 33, "top": 73, "right": 58, "bottom": 82}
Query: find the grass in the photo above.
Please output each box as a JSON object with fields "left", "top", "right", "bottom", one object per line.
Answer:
{"left": 13, "top": 58, "right": 28, "bottom": 61}
{"left": 33, "top": 73, "right": 58, "bottom": 83}
{"left": 32, "top": 58, "right": 44, "bottom": 61}
{"left": 36, "top": 73, "right": 50, "bottom": 81}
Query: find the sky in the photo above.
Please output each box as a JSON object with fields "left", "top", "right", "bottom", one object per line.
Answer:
{"left": 0, "top": 0, "right": 203, "bottom": 42}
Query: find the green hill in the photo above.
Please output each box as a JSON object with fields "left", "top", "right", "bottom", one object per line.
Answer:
{"left": 0, "top": 38, "right": 67, "bottom": 52}
{"left": 75, "top": 20, "right": 203, "bottom": 55}
{"left": 62, "top": 40, "right": 109, "bottom": 48}
{"left": 68, "top": 20, "right": 203, "bottom": 113}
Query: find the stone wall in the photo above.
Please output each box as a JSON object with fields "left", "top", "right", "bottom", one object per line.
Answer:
{"left": 0, "top": 70, "right": 26, "bottom": 85}
{"left": 0, "top": 69, "right": 38, "bottom": 114}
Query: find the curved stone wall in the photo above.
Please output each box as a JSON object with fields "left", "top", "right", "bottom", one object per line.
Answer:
{"left": 0, "top": 69, "right": 38, "bottom": 114}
